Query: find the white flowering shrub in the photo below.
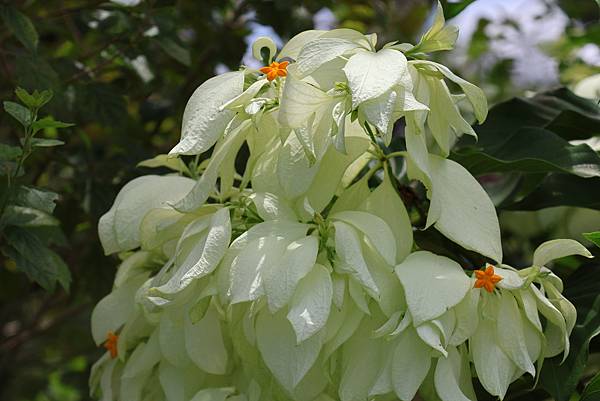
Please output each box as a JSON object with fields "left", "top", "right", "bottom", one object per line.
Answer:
{"left": 89, "top": 4, "right": 593, "bottom": 401}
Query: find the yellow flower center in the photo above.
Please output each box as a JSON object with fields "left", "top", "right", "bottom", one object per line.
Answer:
{"left": 474, "top": 264, "right": 502, "bottom": 293}
{"left": 259, "top": 61, "right": 289, "bottom": 81}
{"left": 103, "top": 331, "right": 119, "bottom": 359}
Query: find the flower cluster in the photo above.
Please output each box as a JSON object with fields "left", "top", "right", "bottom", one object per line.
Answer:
{"left": 90, "top": 4, "right": 593, "bottom": 401}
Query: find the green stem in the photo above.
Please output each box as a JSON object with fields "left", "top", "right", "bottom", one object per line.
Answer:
{"left": 364, "top": 162, "right": 382, "bottom": 181}
{"left": 0, "top": 108, "right": 38, "bottom": 221}
{"left": 385, "top": 151, "right": 406, "bottom": 160}
{"left": 362, "top": 121, "right": 378, "bottom": 145}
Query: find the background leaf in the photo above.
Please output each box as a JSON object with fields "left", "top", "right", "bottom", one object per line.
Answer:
{"left": 3, "top": 101, "right": 32, "bottom": 127}
{"left": 0, "top": 2, "right": 598, "bottom": 401}
{"left": 441, "top": 0, "right": 477, "bottom": 19}
{"left": 0, "top": 5, "right": 39, "bottom": 52}
{"left": 501, "top": 174, "right": 600, "bottom": 210}
{"left": 156, "top": 36, "right": 192, "bottom": 66}
{"left": 12, "top": 186, "right": 59, "bottom": 214}
{"left": 30, "top": 138, "right": 65, "bottom": 148}
{"left": 581, "top": 371, "right": 600, "bottom": 401}
{"left": 539, "top": 263, "right": 600, "bottom": 401}
{"left": 584, "top": 232, "right": 600, "bottom": 248}
{"left": 2, "top": 227, "right": 71, "bottom": 292}
{"left": 452, "top": 88, "right": 600, "bottom": 211}
{"left": 453, "top": 127, "right": 600, "bottom": 177}
{"left": 453, "top": 88, "right": 600, "bottom": 178}
{"left": 31, "top": 117, "right": 73, "bottom": 133}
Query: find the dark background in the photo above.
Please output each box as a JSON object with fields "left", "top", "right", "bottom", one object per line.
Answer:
{"left": 0, "top": 1, "right": 599, "bottom": 400}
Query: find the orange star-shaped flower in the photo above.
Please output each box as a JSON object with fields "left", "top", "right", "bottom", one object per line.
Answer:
{"left": 259, "top": 61, "right": 289, "bottom": 81}
{"left": 474, "top": 265, "right": 503, "bottom": 293}
{"left": 103, "top": 331, "right": 119, "bottom": 359}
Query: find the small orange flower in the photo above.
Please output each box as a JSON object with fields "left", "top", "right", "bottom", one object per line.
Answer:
{"left": 259, "top": 61, "right": 289, "bottom": 81}
{"left": 474, "top": 264, "right": 503, "bottom": 293}
{"left": 103, "top": 331, "right": 119, "bottom": 359}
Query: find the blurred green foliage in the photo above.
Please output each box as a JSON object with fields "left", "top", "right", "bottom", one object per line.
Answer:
{"left": 0, "top": 1, "right": 599, "bottom": 401}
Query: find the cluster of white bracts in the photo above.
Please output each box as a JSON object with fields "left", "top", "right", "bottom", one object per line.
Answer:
{"left": 90, "top": 5, "right": 593, "bottom": 401}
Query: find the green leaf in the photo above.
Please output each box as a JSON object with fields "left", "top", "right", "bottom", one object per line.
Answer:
{"left": 0, "top": 5, "right": 39, "bottom": 52}
{"left": 0, "top": 143, "right": 23, "bottom": 176}
{"left": 467, "top": 88, "right": 600, "bottom": 147}
{"left": 15, "top": 55, "right": 60, "bottom": 91}
{"left": 30, "top": 138, "right": 65, "bottom": 147}
{"left": 13, "top": 185, "right": 59, "bottom": 214}
{"left": 0, "top": 160, "right": 23, "bottom": 177}
{"left": 156, "top": 37, "right": 191, "bottom": 66}
{"left": 581, "top": 371, "right": 600, "bottom": 401}
{"left": 502, "top": 174, "right": 600, "bottom": 211}
{"left": 539, "top": 263, "right": 600, "bottom": 401}
{"left": 545, "top": 109, "right": 600, "bottom": 141}
{"left": 137, "top": 154, "right": 191, "bottom": 175}
{"left": 583, "top": 232, "right": 600, "bottom": 249}
{"left": 1, "top": 205, "right": 59, "bottom": 227}
{"left": 441, "top": 0, "right": 477, "bottom": 19}
{"left": 33, "top": 89, "right": 53, "bottom": 108}
{"left": 456, "top": 89, "right": 600, "bottom": 211}
{"left": 452, "top": 88, "right": 600, "bottom": 208}
{"left": 75, "top": 83, "right": 127, "bottom": 126}
{"left": 452, "top": 127, "right": 600, "bottom": 178}
{"left": 0, "top": 144, "right": 22, "bottom": 161}
{"left": 31, "top": 116, "right": 73, "bottom": 133}
{"left": 15, "top": 88, "right": 53, "bottom": 109}
{"left": 3, "top": 101, "right": 32, "bottom": 126}
{"left": 2, "top": 227, "right": 71, "bottom": 292}
{"left": 14, "top": 87, "right": 36, "bottom": 108}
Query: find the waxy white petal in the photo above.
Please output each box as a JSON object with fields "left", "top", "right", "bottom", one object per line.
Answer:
{"left": 171, "top": 71, "right": 244, "bottom": 155}
{"left": 449, "top": 289, "right": 479, "bottom": 346}
{"left": 391, "top": 327, "right": 432, "bottom": 401}
{"left": 256, "top": 310, "right": 322, "bottom": 391}
{"left": 155, "top": 208, "right": 231, "bottom": 296}
{"left": 497, "top": 292, "right": 536, "bottom": 376}
{"left": 91, "top": 274, "right": 148, "bottom": 345}
{"left": 287, "top": 264, "right": 333, "bottom": 343}
{"left": 533, "top": 238, "right": 592, "bottom": 267}
{"left": 229, "top": 236, "right": 288, "bottom": 304}
{"left": 185, "top": 306, "right": 228, "bottom": 374}
{"left": 190, "top": 388, "right": 235, "bottom": 401}
{"left": 278, "top": 30, "right": 325, "bottom": 61}
{"left": 332, "top": 210, "right": 396, "bottom": 266}
{"left": 412, "top": 60, "right": 487, "bottom": 123}
{"left": 304, "top": 135, "right": 370, "bottom": 213}
{"left": 173, "top": 119, "right": 250, "bottom": 212}
{"left": 334, "top": 221, "right": 379, "bottom": 296}
{"left": 415, "top": 155, "right": 503, "bottom": 263}
{"left": 343, "top": 49, "right": 409, "bottom": 108}
{"left": 395, "top": 251, "right": 471, "bottom": 326}
{"left": 265, "top": 236, "right": 319, "bottom": 312}
{"left": 296, "top": 38, "right": 360, "bottom": 78}
{"left": 248, "top": 192, "right": 297, "bottom": 221}
{"left": 98, "top": 175, "right": 195, "bottom": 255}
{"left": 339, "top": 319, "right": 383, "bottom": 401}
{"left": 434, "top": 346, "right": 474, "bottom": 401}
{"left": 278, "top": 74, "right": 331, "bottom": 128}
{"left": 159, "top": 313, "right": 189, "bottom": 367}
{"left": 361, "top": 172, "right": 413, "bottom": 263}
{"left": 470, "top": 316, "right": 516, "bottom": 399}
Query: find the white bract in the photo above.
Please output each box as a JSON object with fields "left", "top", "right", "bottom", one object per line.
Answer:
{"left": 90, "top": 4, "right": 592, "bottom": 401}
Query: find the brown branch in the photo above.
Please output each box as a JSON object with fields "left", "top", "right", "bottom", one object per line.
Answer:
{"left": 60, "top": 0, "right": 83, "bottom": 47}
{"left": 0, "top": 301, "right": 90, "bottom": 353}
{"left": 63, "top": 51, "right": 122, "bottom": 84}
{"left": 0, "top": 46, "right": 13, "bottom": 86}
{"left": 32, "top": 0, "right": 107, "bottom": 20}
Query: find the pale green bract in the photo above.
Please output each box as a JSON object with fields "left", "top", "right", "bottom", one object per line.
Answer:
{"left": 90, "top": 4, "right": 592, "bottom": 401}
